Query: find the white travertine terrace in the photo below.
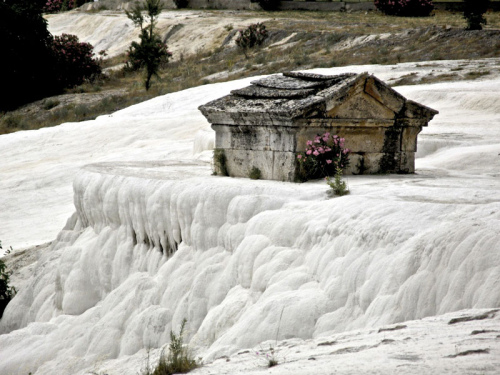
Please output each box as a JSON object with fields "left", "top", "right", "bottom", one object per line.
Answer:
{"left": 0, "top": 60, "right": 499, "bottom": 374}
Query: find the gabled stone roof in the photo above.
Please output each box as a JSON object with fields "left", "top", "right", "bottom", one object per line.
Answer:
{"left": 199, "top": 72, "right": 438, "bottom": 126}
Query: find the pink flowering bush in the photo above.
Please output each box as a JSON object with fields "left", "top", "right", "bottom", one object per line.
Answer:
{"left": 296, "top": 132, "right": 350, "bottom": 181}
{"left": 51, "top": 33, "right": 102, "bottom": 89}
{"left": 44, "top": 0, "right": 75, "bottom": 13}
{"left": 374, "top": 0, "right": 434, "bottom": 17}
{"left": 235, "top": 23, "right": 268, "bottom": 58}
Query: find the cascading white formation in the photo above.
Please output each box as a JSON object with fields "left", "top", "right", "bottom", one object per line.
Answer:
{"left": 0, "top": 69, "right": 499, "bottom": 375}
{"left": 2, "top": 159, "right": 499, "bottom": 374}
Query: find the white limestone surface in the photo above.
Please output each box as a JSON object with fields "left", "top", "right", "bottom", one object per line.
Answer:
{"left": 46, "top": 10, "right": 269, "bottom": 59}
{"left": 0, "top": 60, "right": 499, "bottom": 375}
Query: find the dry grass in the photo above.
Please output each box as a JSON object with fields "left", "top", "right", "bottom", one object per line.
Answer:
{"left": 2, "top": 9, "right": 499, "bottom": 135}
{"left": 267, "top": 9, "right": 500, "bottom": 34}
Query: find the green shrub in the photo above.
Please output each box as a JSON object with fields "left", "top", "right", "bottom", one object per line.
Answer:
{"left": 43, "top": 98, "right": 60, "bottom": 110}
{"left": 326, "top": 167, "right": 349, "bottom": 197}
{"left": 152, "top": 319, "right": 198, "bottom": 375}
{"left": 0, "top": 0, "right": 57, "bottom": 110}
{"left": 0, "top": 241, "right": 16, "bottom": 319}
{"left": 249, "top": 167, "right": 262, "bottom": 180}
{"left": 0, "top": 114, "right": 28, "bottom": 130}
{"left": 213, "top": 149, "right": 229, "bottom": 176}
{"left": 375, "top": 0, "right": 434, "bottom": 17}
{"left": 173, "top": 0, "right": 188, "bottom": 8}
{"left": 464, "top": 0, "right": 489, "bottom": 30}
{"left": 235, "top": 23, "right": 268, "bottom": 58}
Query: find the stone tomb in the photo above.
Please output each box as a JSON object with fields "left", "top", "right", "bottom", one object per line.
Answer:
{"left": 199, "top": 72, "right": 438, "bottom": 182}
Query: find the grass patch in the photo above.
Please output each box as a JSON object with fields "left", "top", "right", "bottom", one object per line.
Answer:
{"left": 43, "top": 98, "right": 61, "bottom": 110}
{"left": 213, "top": 148, "right": 229, "bottom": 176}
{"left": 150, "top": 319, "right": 199, "bottom": 375}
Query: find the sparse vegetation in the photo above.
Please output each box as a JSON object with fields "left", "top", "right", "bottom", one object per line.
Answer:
{"left": 126, "top": 0, "right": 172, "bottom": 90}
{"left": 258, "top": 0, "right": 280, "bottom": 11}
{"left": 464, "top": 0, "right": 490, "bottom": 30}
{"left": 2, "top": 10, "right": 500, "bottom": 135}
{"left": 0, "top": 241, "right": 16, "bottom": 319}
{"left": 249, "top": 167, "right": 262, "bottom": 180}
{"left": 151, "top": 319, "right": 199, "bottom": 375}
{"left": 43, "top": 98, "right": 61, "bottom": 110}
{"left": 255, "top": 346, "right": 279, "bottom": 367}
{"left": 235, "top": 23, "right": 268, "bottom": 58}
{"left": 375, "top": 0, "right": 434, "bottom": 17}
{"left": 213, "top": 149, "right": 229, "bottom": 176}
{"left": 326, "top": 167, "right": 349, "bottom": 197}
{"left": 173, "top": 0, "right": 189, "bottom": 9}
{"left": 0, "top": 0, "right": 103, "bottom": 111}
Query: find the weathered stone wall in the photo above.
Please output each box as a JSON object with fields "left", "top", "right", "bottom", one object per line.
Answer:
{"left": 213, "top": 124, "right": 297, "bottom": 181}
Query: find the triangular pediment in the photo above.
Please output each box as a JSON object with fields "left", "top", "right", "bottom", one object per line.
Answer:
{"left": 326, "top": 90, "right": 396, "bottom": 120}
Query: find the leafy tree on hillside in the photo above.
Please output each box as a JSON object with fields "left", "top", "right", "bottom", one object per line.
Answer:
{"left": 0, "top": 0, "right": 103, "bottom": 111}
{"left": 0, "top": 0, "right": 56, "bottom": 110}
{"left": 126, "top": 0, "right": 172, "bottom": 91}
{"left": 464, "top": 0, "right": 490, "bottom": 30}
{"left": 256, "top": 0, "right": 281, "bottom": 11}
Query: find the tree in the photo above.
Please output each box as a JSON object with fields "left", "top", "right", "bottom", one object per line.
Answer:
{"left": 173, "top": 0, "right": 188, "bottom": 8}
{"left": 0, "top": 0, "right": 103, "bottom": 111}
{"left": 464, "top": 0, "right": 490, "bottom": 30}
{"left": 126, "top": 0, "right": 172, "bottom": 91}
{"left": 257, "top": 0, "right": 280, "bottom": 11}
{"left": 0, "top": 0, "right": 56, "bottom": 110}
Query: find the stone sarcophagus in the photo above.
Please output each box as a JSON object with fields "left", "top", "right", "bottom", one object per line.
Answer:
{"left": 199, "top": 72, "right": 438, "bottom": 182}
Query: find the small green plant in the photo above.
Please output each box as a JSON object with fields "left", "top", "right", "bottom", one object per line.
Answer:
{"left": 249, "top": 167, "right": 262, "bottom": 180}
{"left": 464, "top": 0, "right": 489, "bottom": 30}
{"left": 213, "top": 148, "right": 229, "bottom": 176}
{"left": 255, "top": 306, "right": 285, "bottom": 367}
{"left": 0, "top": 241, "right": 16, "bottom": 319}
{"left": 235, "top": 23, "right": 268, "bottom": 59}
{"left": 0, "top": 241, "right": 13, "bottom": 255}
{"left": 326, "top": 166, "right": 349, "bottom": 197}
{"left": 255, "top": 346, "right": 279, "bottom": 367}
{"left": 43, "top": 98, "right": 60, "bottom": 110}
{"left": 268, "top": 356, "right": 278, "bottom": 367}
{"left": 152, "top": 319, "right": 199, "bottom": 375}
